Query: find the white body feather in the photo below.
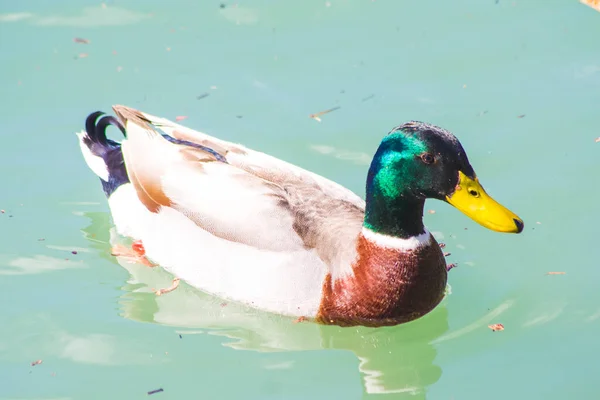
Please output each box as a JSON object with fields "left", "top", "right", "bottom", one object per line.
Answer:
{"left": 76, "top": 130, "right": 109, "bottom": 181}
{"left": 107, "top": 184, "right": 154, "bottom": 239}
{"left": 139, "top": 207, "right": 328, "bottom": 317}
{"left": 118, "top": 118, "right": 333, "bottom": 317}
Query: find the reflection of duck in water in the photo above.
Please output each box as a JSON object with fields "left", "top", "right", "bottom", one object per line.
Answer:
{"left": 76, "top": 105, "right": 523, "bottom": 327}
{"left": 80, "top": 209, "right": 449, "bottom": 397}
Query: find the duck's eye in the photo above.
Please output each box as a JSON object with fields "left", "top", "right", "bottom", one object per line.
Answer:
{"left": 420, "top": 153, "right": 435, "bottom": 164}
{"left": 468, "top": 189, "right": 480, "bottom": 197}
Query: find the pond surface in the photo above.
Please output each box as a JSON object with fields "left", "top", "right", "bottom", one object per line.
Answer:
{"left": 1, "top": 0, "right": 599, "bottom": 398}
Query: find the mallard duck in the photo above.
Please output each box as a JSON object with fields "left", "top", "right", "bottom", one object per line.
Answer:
{"left": 77, "top": 105, "right": 523, "bottom": 327}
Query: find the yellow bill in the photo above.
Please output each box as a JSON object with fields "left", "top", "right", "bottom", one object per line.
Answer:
{"left": 446, "top": 171, "right": 524, "bottom": 233}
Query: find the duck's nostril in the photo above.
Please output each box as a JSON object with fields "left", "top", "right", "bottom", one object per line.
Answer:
{"left": 513, "top": 219, "right": 524, "bottom": 233}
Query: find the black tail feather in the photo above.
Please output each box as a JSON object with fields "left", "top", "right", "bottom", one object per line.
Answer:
{"left": 85, "top": 111, "right": 126, "bottom": 147}
{"left": 82, "top": 111, "right": 130, "bottom": 197}
{"left": 85, "top": 111, "right": 106, "bottom": 144}
{"left": 96, "top": 115, "right": 126, "bottom": 141}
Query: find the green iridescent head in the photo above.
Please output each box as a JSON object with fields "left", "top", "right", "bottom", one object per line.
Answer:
{"left": 363, "top": 121, "right": 524, "bottom": 238}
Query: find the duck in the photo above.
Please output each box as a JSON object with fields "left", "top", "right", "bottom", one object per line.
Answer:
{"left": 76, "top": 105, "right": 524, "bottom": 327}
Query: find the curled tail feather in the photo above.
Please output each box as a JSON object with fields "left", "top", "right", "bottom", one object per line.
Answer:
{"left": 84, "top": 111, "right": 126, "bottom": 147}
{"left": 79, "top": 108, "right": 225, "bottom": 197}
{"left": 78, "top": 111, "right": 129, "bottom": 196}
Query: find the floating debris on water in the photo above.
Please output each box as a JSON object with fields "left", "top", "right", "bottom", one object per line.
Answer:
{"left": 488, "top": 323, "right": 504, "bottom": 332}
{"left": 175, "top": 116, "right": 188, "bottom": 122}
{"left": 517, "top": 114, "right": 526, "bottom": 118}
{"left": 547, "top": 272, "right": 566, "bottom": 275}
{"left": 73, "top": 37, "right": 90, "bottom": 44}
{"left": 31, "top": 359, "right": 43, "bottom": 366}
{"left": 196, "top": 93, "right": 210, "bottom": 100}
{"left": 361, "top": 94, "right": 375, "bottom": 102}
{"left": 309, "top": 106, "right": 340, "bottom": 122}
{"left": 147, "top": 388, "right": 164, "bottom": 395}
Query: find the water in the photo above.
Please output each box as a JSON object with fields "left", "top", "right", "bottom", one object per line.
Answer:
{"left": 1, "top": 0, "right": 599, "bottom": 398}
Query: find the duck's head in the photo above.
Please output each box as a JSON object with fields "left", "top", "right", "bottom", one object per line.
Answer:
{"left": 365, "top": 121, "right": 524, "bottom": 235}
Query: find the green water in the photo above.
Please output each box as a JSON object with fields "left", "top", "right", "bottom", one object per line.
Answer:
{"left": 1, "top": 0, "right": 600, "bottom": 398}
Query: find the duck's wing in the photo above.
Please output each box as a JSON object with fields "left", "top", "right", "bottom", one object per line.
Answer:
{"left": 115, "top": 105, "right": 364, "bottom": 270}
{"left": 113, "top": 105, "right": 366, "bottom": 210}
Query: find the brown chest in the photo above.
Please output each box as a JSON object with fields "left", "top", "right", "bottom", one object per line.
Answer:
{"left": 316, "top": 235, "right": 447, "bottom": 327}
